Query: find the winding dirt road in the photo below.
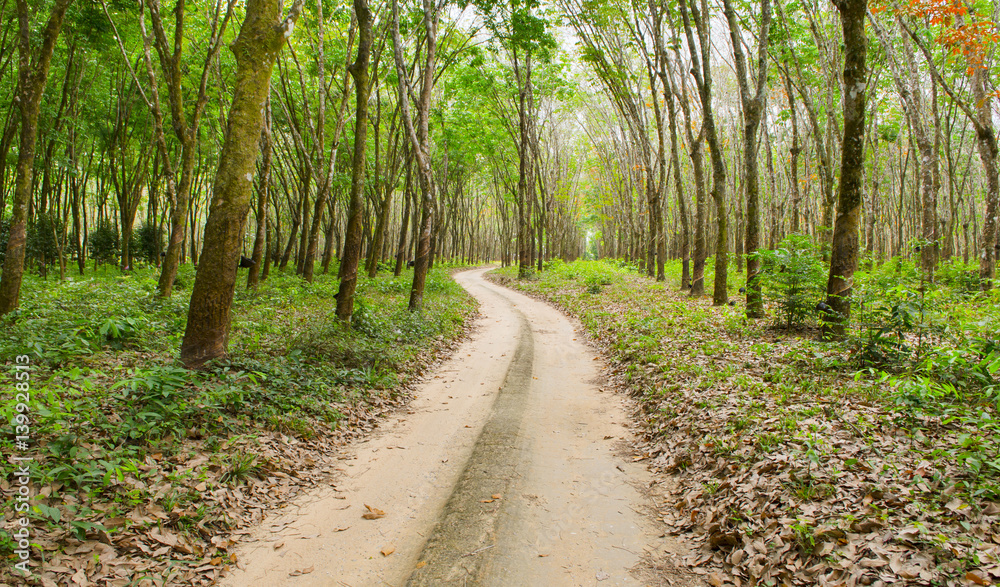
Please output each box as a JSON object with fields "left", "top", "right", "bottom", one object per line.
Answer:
{"left": 219, "top": 268, "right": 694, "bottom": 586}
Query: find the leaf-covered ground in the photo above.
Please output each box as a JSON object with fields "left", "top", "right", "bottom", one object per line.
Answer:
{"left": 1, "top": 264, "right": 476, "bottom": 586}
{"left": 490, "top": 259, "right": 1000, "bottom": 587}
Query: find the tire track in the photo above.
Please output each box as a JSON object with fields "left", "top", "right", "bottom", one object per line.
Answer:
{"left": 406, "top": 310, "right": 533, "bottom": 585}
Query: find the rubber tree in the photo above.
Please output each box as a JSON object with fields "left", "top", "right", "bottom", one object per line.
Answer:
{"left": 303, "top": 3, "right": 355, "bottom": 284}
{"left": 822, "top": 0, "right": 867, "bottom": 340}
{"left": 390, "top": 0, "right": 442, "bottom": 312}
{"left": 868, "top": 12, "right": 940, "bottom": 280}
{"left": 678, "top": 0, "right": 729, "bottom": 306}
{"left": 146, "top": 0, "right": 236, "bottom": 298}
{"left": 180, "top": 0, "right": 305, "bottom": 367}
{"left": 476, "top": 0, "right": 556, "bottom": 279}
{"left": 665, "top": 17, "right": 708, "bottom": 296}
{"left": 335, "top": 0, "right": 374, "bottom": 323}
{"left": 905, "top": 13, "right": 998, "bottom": 288}
{"left": 649, "top": 0, "right": 688, "bottom": 286}
{"left": 722, "top": 0, "right": 771, "bottom": 317}
{"left": 564, "top": 0, "right": 663, "bottom": 281}
{"left": 247, "top": 102, "right": 273, "bottom": 289}
{"left": 0, "top": 0, "right": 74, "bottom": 315}
{"left": 774, "top": 0, "right": 836, "bottom": 257}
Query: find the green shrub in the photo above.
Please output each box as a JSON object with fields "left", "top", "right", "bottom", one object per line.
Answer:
{"left": 937, "top": 257, "right": 982, "bottom": 294}
{"left": 88, "top": 221, "right": 120, "bottom": 266}
{"left": 26, "top": 212, "right": 61, "bottom": 271}
{"left": 132, "top": 223, "right": 164, "bottom": 264}
{"left": 756, "top": 234, "right": 826, "bottom": 328}
{"left": 584, "top": 273, "right": 610, "bottom": 293}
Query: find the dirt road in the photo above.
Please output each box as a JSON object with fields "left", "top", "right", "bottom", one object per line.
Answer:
{"left": 219, "top": 268, "right": 692, "bottom": 586}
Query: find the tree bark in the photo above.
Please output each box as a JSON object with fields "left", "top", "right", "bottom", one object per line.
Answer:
{"left": 335, "top": 0, "right": 373, "bottom": 323}
{"left": 823, "top": 0, "right": 867, "bottom": 340}
{"left": 784, "top": 68, "right": 802, "bottom": 234}
{"left": 514, "top": 48, "right": 535, "bottom": 278}
{"left": 900, "top": 16, "right": 999, "bottom": 287}
{"left": 150, "top": 0, "right": 235, "bottom": 297}
{"left": 723, "top": 0, "right": 770, "bottom": 318}
{"left": 0, "top": 0, "right": 74, "bottom": 315}
{"left": 394, "top": 157, "right": 413, "bottom": 276}
{"left": 303, "top": 9, "right": 354, "bottom": 283}
{"left": 390, "top": 0, "right": 439, "bottom": 312}
{"left": 679, "top": 0, "right": 728, "bottom": 305}
{"left": 247, "top": 104, "right": 272, "bottom": 289}
{"left": 972, "top": 67, "right": 999, "bottom": 286}
{"left": 180, "top": 0, "right": 304, "bottom": 367}
{"left": 869, "top": 13, "right": 938, "bottom": 279}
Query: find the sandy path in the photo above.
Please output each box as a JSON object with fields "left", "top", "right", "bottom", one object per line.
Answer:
{"left": 219, "top": 268, "right": 692, "bottom": 587}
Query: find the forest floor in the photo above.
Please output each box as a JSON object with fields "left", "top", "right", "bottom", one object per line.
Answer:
{"left": 489, "top": 260, "right": 1000, "bottom": 587}
{"left": 218, "top": 267, "right": 702, "bottom": 587}
{"left": 7, "top": 260, "right": 1000, "bottom": 587}
{"left": 0, "top": 264, "right": 475, "bottom": 586}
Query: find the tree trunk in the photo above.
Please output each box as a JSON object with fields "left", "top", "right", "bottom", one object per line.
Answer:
{"left": 335, "top": 0, "right": 373, "bottom": 323}
{"left": 389, "top": 0, "right": 438, "bottom": 312}
{"left": 823, "top": 0, "right": 867, "bottom": 339}
{"left": 679, "top": 0, "right": 728, "bottom": 306}
{"left": 180, "top": 0, "right": 304, "bottom": 367}
{"left": 515, "top": 48, "right": 534, "bottom": 278}
{"left": 723, "top": 0, "right": 770, "bottom": 317}
{"left": 280, "top": 188, "right": 303, "bottom": 270}
{"left": 149, "top": 0, "right": 234, "bottom": 298}
{"left": 394, "top": 163, "right": 412, "bottom": 276}
{"left": 0, "top": 0, "right": 74, "bottom": 315}
{"left": 367, "top": 185, "right": 393, "bottom": 277}
{"left": 784, "top": 68, "right": 802, "bottom": 234}
{"left": 262, "top": 218, "right": 273, "bottom": 281}
{"left": 304, "top": 14, "right": 353, "bottom": 283}
{"left": 247, "top": 106, "right": 272, "bottom": 289}
{"left": 972, "top": 67, "right": 999, "bottom": 287}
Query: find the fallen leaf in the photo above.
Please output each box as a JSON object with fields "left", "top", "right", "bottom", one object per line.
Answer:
{"left": 492, "top": 494, "right": 502, "bottom": 499}
{"left": 71, "top": 568, "right": 88, "bottom": 586}
{"left": 381, "top": 546, "right": 396, "bottom": 557}
{"left": 274, "top": 541, "right": 285, "bottom": 550}
{"left": 149, "top": 529, "right": 178, "bottom": 547}
{"left": 288, "top": 566, "right": 315, "bottom": 576}
{"left": 967, "top": 571, "right": 990, "bottom": 585}
{"left": 362, "top": 504, "right": 386, "bottom": 520}
{"left": 416, "top": 561, "right": 427, "bottom": 568}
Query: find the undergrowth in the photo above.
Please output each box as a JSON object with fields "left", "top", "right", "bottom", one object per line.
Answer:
{"left": 0, "top": 262, "right": 475, "bottom": 581}
{"left": 490, "top": 257, "right": 1000, "bottom": 586}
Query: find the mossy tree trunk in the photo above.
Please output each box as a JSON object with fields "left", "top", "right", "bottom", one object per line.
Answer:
{"left": 822, "top": 0, "right": 867, "bottom": 340}
{"left": 335, "top": 0, "right": 374, "bottom": 323}
{"left": 0, "top": 0, "right": 74, "bottom": 315}
{"left": 180, "top": 0, "right": 304, "bottom": 367}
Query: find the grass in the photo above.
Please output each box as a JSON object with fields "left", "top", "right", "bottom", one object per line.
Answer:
{"left": 0, "top": 260, "right": 476, "bottom": 583}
